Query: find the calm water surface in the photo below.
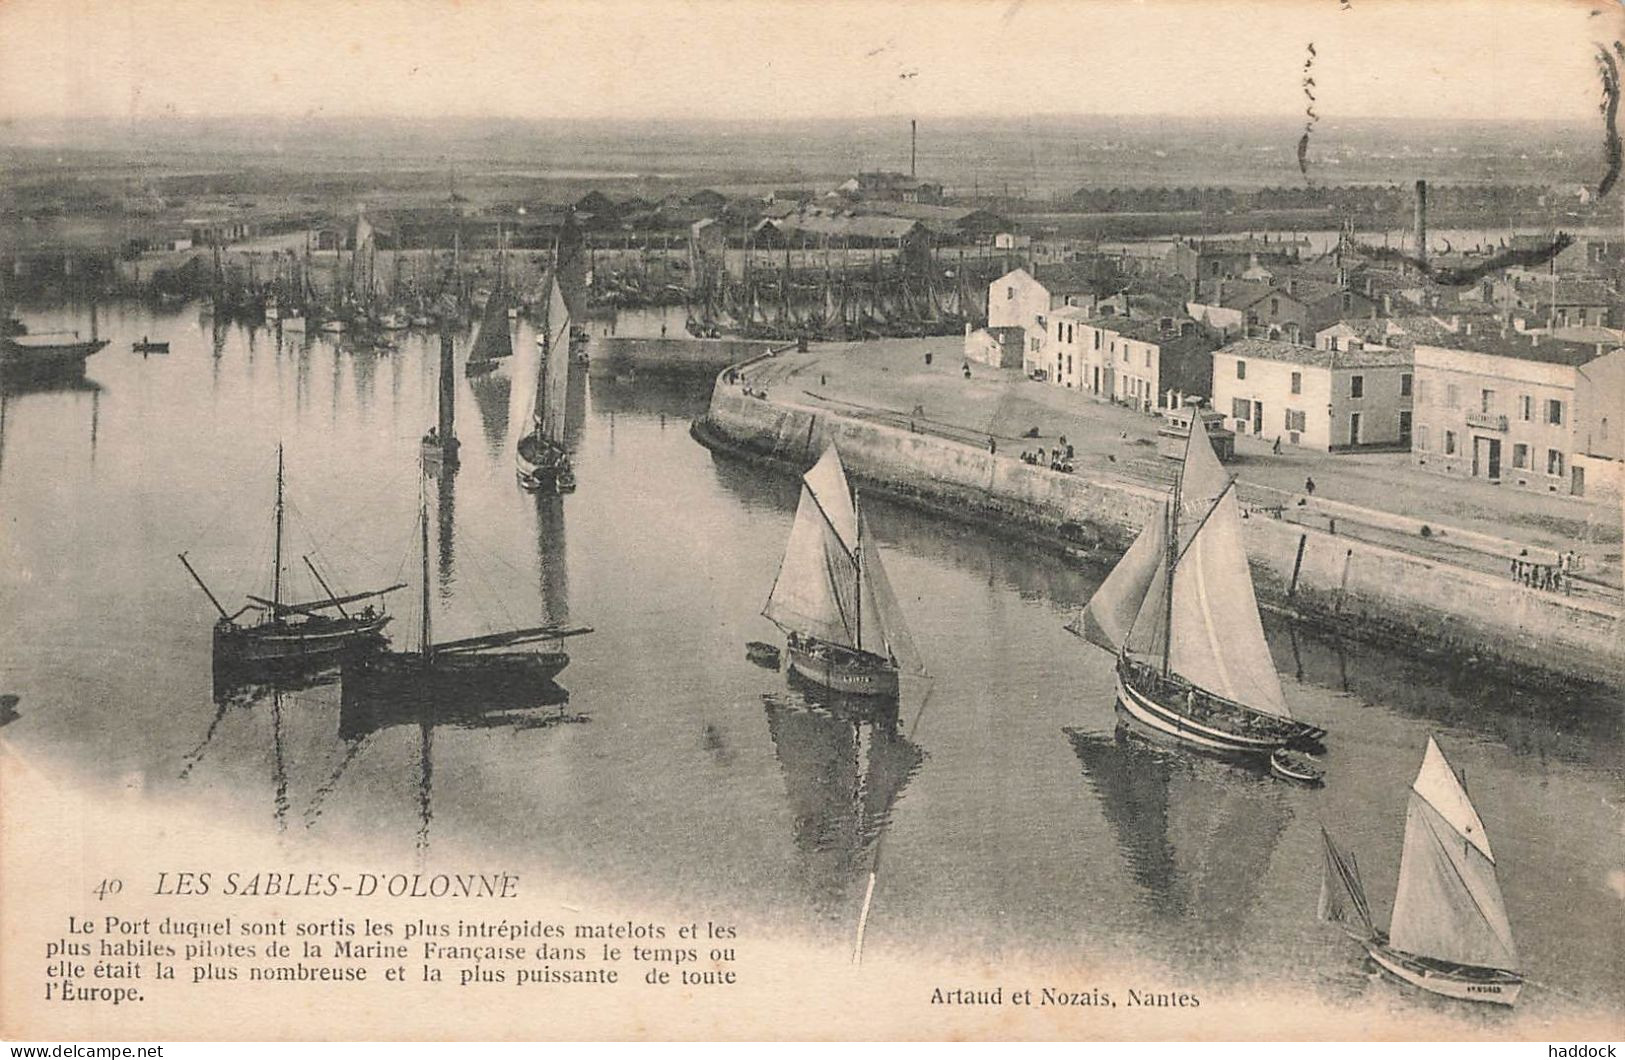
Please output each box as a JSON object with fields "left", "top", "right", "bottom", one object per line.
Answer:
{"left": 0, "top": 300, "right": 1619, "bottom": 1018}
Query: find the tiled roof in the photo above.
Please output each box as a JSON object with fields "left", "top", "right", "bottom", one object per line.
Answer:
{"left": 1414, "top": 330, "right": 1614, "bottom": 367}
{"left": 1217, "top": 337, "right": 1412, "bottom": 369}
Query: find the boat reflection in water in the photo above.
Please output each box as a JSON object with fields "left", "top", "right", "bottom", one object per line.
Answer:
{"left": 761, "top": 678, "right": 924, "bottom": 924}
{"left": 1066, "top": 726, "right": 1292, "bottom": 968}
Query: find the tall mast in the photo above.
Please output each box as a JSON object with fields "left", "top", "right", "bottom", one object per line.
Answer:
{"left": 272, "top": 444, "right": 285, "bottom": 614}
{"left": 1162, "top": 422, "right": 1194, "bottom": 679}
{"left": 854, "top": 491, "right": 863, "bottom": 654}
{"left": 420, "top": 498, "right": 432, "bottom": 667}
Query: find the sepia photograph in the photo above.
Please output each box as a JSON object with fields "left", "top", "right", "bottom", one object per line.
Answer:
{"left": 0, "top": 0, "right": 1620, "bottom": 1044}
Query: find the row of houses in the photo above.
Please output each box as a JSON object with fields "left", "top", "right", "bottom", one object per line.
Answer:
{"left": 966, "top": 265, "right": 1622, "bottom": 499}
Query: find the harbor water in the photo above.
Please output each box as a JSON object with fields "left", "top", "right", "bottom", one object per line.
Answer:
{"left": 0, "top": 300, "right": 1619, "bottom": 1021}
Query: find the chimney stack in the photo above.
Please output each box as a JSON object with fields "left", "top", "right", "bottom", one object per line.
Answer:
{"left": 1415, "top": 180, "right": 1429, "bottom": 272}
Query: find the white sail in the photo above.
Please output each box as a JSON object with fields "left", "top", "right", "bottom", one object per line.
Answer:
{"left": 1116, "top": 415, "right": 1290, "bottom": 718}
{"left": 538, "top": 271, "right": 572, "bottom": 445}
{"left": 763, "top": 476, "right": 859, "bottom": 649}
{"left": 1389, "top": 738, "right": 1519, "bottom": 971}
{"left": 1166, "top": 486, "right": 1291, "bottom": 717}
{"left": 855, "top": 509, "right": 924, "bottom": 674}
{"left": 802, "top": 447, "right": 858, "bottom": 552}
{"left": 1077, "top": 502, "right": 1167, "bottom": 654}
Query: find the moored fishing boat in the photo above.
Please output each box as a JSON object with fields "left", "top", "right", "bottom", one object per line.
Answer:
{"left": 1069, "top": 413, "right": 1323, "bottom": 757}
{"left": 762, "top": 447, "right": 923, "bottom": 698}
{"left": 2, "top": 321, "right": 108, "bottom": 380}
{"left": 177, "top": 446, "right": 403, "bottom": 670}
{"left": 515, "top": 269, "right": 574, "bottom": 492}
{"left": 421, "top": 330, "right": 460, "bottom": 469}
{"left": 342, "top": 492, "right": 591, "bottom": 702}
{"left": 1320, "top": 737, "right": 1523, "bottom": 1006}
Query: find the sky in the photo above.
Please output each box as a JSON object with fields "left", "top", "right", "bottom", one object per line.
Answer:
{"left": 0, "top": 0, "right": 1616, "bottom": 125}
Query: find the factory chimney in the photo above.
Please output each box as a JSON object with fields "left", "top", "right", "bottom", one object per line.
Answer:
{"left": 1414, "top": 180, "right": 1429, "bottom": 272}
{"left": 911, "top": 120, "right": 918, "bottom": 178}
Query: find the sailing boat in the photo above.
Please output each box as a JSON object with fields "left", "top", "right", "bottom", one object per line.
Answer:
{"left": 421, "top": 330, "right": 460, "bottom": 468}
{"left": 1320, "top": 737, "right": 1522, "bottom": 1005}
{"left": 178, "top": 446, "right": 403, "bottom": 668}
{"left": 763, "top": 447, "right": 922, "bottom": 698}
{"left": 341, "top": 490, "right": 592, "bottom": 703}
{"left": 515, "top": 269, "right": 575, "bottom": 492}
{"left": 1070, "top": 412, "right": 1324, "bottom": 756}
{"left": 464, "top": 281, "right": 513, "bottom": 377}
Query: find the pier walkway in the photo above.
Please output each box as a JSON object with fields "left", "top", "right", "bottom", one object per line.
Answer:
{"left": 735, "top": 336, "right": 1623, "bottom": 606}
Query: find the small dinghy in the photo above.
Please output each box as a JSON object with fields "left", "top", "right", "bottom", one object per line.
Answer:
{"left": 1270, "top": 748, "right": 1325, "bottom": 786}
{"left": 132, "top": 339, "right": 169, "bottom": 354}
{"left": 745, "top": 641, "right": 782, "bottom": 670}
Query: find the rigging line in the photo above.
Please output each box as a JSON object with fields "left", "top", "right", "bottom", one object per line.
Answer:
{"left": 1172, "top": 477, "right": 1238, "bottom": 569}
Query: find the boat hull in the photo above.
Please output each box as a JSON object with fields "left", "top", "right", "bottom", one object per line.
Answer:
{"left": 1365, "top": 942, "right": 1522, "bottom": 1006}
{"left": 516, "top": 436, "right": 574, "bottom": 493}
{"left": 1114, "top": 667, "right": 1301, "bottom": 757}
{"left": 1, "top": 338, "right": 108, "bottom": 379}
{"left": 341, "top": 651, "right": 571, "bottom": 735}
{"left": 786, "top": 641, "right": 898, "bottom": 698}
{"left": 213, "top": 614, "right": 391, "bottom": 665}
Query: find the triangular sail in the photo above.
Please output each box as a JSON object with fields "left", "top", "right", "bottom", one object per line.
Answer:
{"left": 468, "top": 291, "right": 512, "bottom": 365}
{"left": 855, "top": 510, "right": 924, "bottom": 675}
{"left": 536, "top": 270, "right": 572, "bottom": 446}
{"left": 1118, "top": 412, "right": 1290, "bottom": 718}
{"left": 1317, "top": 826, "right": 1375, "bottom": 938}
{"left": 1389, "top": 738, "right": 1518, "bottom": 971}
{"left": 1166, "top": 485, "right": 1291, "bottom": 717}
{"left": 763, "top": 481, "right": 859, "bottom": 648}
{"left": 802, "top": 447, "right": 858, "bottom": 551}
{"left": 1075, "top": 502, "right": 1167, "bottom": 653}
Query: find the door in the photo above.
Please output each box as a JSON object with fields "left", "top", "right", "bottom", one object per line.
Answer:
{"left": 1473, "top": 436, "right": 1501, "bottom": 479}
{"left": 1253, "top": 402, "right": 1263, "bottom": 434}
{"left": 1349, "top": 411, "right": 1362, "bottom": 446}
{"left": 1487, "top": 438, "right": 1500, "bottom": 479}
{"left": 1399, "top": 410, "right": 1412, "bottom": 446}
{"left": 1572, "top": 465, "right": 1586, "bottom": 496}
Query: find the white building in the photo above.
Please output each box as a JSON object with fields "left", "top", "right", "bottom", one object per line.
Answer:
{"left": 986, "top": 265, "right": 1101, "bottom": 377}
{"left": 1212, "top": 338, "right": 1414, "bottom": 451}
{"left": 1412, "top": 333, "right": 1623, "bottom": 498}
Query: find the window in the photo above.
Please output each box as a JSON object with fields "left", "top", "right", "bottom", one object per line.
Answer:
{"left": 1006, "top": 286, "right": 1014, "bottom": 300}
{"left": 1416, "top": 378, "right": 1429, "bottom": 404}
{"left": 1066, "top": 355, "right": 1073, "bottom": 374}
{"left": 1547, "top": 449, "right": 1565, "bottom": 476}
{"left": 1519, "top": 394, "right": 1532, "bottom": 421}
{"left": 1417, "top": 425, "right": 1430, "bottom": 451}
{"left": 1270, "top": 297, "right": 1280, "bottom": 315}
{"left": 1480, "top": 388, "right": 1495, "bottom": 413}
{"left": 1066, "top": 324, "right": 1074, "bottom": 343}
{"left": 1285, "top": 408, "right": 1306, "bottom": 431}
{"left": 1290, "top": 371, "right": 1302, "bottom": 395}
{"left": 1350, "top": 375, "right": 1364, "bottom": 399}
{"left": 1548, "top": 399, "right": 1564, "bottom": 426}
{"left": 1446, "top": 384, "right": 1460, "bottom": 409}
{"left": 1122, "top": 345, "right": 1129, "bottom": 363}
{"left": 1603, "top": 417, "right": 1611, "bottom": 441}
{"left": 1512, "top": 443, "right": 1529, "bottom": 469}
{"left": 1445, "top": 430, "right": 1457, "bottom": 455}
{"left": 1236, "top": 360, "right": 1247, "bottom": 380}
{"left": 1144, "top": 349, "right": 1152, "bottom": 368}
{"left": 1342, "top": 293, "right": 1353, "bottom": 311}
{"left": 1056, "top": 322, "right": 1064, "bottom": 340}
{"left": 1093, "top": 330, "right": 1101, "bottom": 350}
{"left": 1232, "top": 397, "right": 1251, "bottom": 421}
{"left": 1400, "top": 373, "right": 1412, "bottom": 397}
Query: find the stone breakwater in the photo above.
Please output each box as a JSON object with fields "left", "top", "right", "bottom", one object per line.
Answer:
{"left": 694, "top": 380, "right": 1623, "bottom": 693}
